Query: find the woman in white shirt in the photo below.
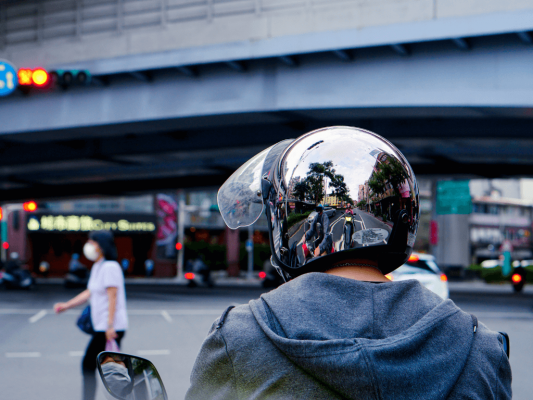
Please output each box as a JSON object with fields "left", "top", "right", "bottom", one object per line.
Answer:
{"left": 54, "top": 231, "right": 128, "bottom": 400}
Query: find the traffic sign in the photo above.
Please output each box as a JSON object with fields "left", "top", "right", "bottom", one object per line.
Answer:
{"left": 245, "top": 239, "right": 253, "bottom": 252}
{"left": 436, "top": 180, "right": 472, "bottom": 215}
{"left": 0, "top": 60, "right": 18, "bottom": 97}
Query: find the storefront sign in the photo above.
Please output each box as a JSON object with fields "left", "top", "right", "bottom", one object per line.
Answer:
{"left": 27, "top": 214, "right": 156, "bottom": 233}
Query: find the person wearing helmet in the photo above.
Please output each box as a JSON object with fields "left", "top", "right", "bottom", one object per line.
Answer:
{"left": 186, "top": 127, "right": 511, "bottom": 400}
{"left": 346, "top": 203, "right": 354, "bottom": 215}
{"left": 305, "top": 204, "right": 331, "bottom": 257}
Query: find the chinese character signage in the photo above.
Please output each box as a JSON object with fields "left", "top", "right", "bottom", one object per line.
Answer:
{"left": 27, "top": 213, "right": 156, "bottom": 233}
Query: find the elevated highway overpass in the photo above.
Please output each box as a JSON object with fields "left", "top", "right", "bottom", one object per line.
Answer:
{"left": 0, "top": 0, "right": 532, "bottom": 201}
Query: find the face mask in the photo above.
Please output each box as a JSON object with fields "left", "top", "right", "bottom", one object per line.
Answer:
{"left": 83, "top": 242, "right": 100, "bottom": 261}
{"left": 102, "top": 362, "right": 132, "bottom": 396}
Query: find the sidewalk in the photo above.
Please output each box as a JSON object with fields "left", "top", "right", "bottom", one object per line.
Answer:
{"left": 36, "top": 274, "right": 263, "bottom": 288}
{"left": 36, "top": 275, "right": 533, "bottom": 294}
{"left": 448, "top": 280, "right": 533, "bottom": 295}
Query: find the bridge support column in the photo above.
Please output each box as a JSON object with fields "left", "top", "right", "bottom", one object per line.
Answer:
{"left": 226, "top": 227, "right": 240, "bottom": 277}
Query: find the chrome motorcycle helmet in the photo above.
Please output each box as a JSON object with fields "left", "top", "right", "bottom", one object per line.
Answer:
{"left": 217, "top": 126, "right": 419, "bottom": 278}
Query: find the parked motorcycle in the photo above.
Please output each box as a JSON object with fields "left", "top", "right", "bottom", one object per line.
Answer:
{"left": 184, "top": 256, "right": 214, "bottom": 288}
{"left": 97, "top": 351, "right": 168, "bottom": 400}
{"left": 64, "top": 254, "right": 89, "bottom": 289}
{"left": 260, "top": 258, "right": 285, "bottom": 288}
{"left": 0, "top": 253, "right": 35, "bottom": 290}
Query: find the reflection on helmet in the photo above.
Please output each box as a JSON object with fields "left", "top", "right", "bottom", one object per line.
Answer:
{"left": 218, "top": 126, "right": 419, "bottom": 277}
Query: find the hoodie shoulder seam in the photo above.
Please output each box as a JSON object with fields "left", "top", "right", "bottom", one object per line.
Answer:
{"left": 493, "top": 338, "right": 506, "bottom": 400}
{"left": 217, "top": 324, "right": 240, "bottom": 399}
{"left": 362, "top": 345, "right": 382, "bottom": 400}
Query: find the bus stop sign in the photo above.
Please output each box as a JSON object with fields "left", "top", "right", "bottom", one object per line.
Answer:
{"left": 0, "top": 60, "right": 18, "bottom": 96}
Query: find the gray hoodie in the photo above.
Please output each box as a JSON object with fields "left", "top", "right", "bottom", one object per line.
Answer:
{"left": 186, "top": 273, "right": 511, "bottom": 400}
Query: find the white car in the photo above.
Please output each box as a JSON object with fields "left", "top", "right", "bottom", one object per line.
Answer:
{"left": 388, "top": 253, "right": 449, "bottom": 299}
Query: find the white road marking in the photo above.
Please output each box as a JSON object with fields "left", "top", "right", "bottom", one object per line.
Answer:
{"left": 0, "top": 309, "right": 41, "bottom": 314}
{"left": 161, "top": 310, "right": 172, "bottom": 323}
{"left": 137, "top": 350, "right": 170, "bottom": 356}
{"left": 6, "top": 352, "right": 41, "bottom": 358}
{"left": 29, "top": 310, "right": 47, "bottom": 323}
{"left": 69, "top": 351, "right": 85, "bottom": 357}
{"left": 0, "top": 308, "right": 225, "bottom": 316}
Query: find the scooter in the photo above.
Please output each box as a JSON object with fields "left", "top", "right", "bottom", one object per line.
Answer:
{"left": 184, "top": 258, "right": 214, "bottom": 288}
{"left": 0, "top": 267, "right": 35, "bottom": 290}
{"left": 343, "top": 213, "right": 355, "bottom": 248}
{"left": 64, "top": 263, "right": 89, "bottom": 289}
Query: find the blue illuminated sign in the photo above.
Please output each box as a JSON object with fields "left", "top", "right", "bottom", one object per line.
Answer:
{"left": 0, "top": 60, "right": 18, "bottom": 97}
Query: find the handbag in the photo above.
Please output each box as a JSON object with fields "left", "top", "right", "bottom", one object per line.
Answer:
{"left": 105, "top": 339, "right": 120, "bottom": 352}
{"left": 76, "top": 305, "right": 94, "bottom": 335}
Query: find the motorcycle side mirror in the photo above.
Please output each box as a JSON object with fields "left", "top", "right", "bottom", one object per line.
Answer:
{"left": 97, "top": 351, "right": 168, "bottom": 400}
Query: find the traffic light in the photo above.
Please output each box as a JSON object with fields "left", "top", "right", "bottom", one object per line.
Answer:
{"left": 18, "top": 68, "right": 51, "bottom": 89}
{"left": 23, "top": 201, "right": 37, "bottom": 212}
{"left": 51, "top": 69, "right": 91, "bottom": 89}
{"left": 175, "top": 242, "right": 183, "bottom": 251}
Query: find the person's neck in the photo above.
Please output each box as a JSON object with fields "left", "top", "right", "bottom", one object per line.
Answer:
{"left": 95, "top": 255, "right": 104, "bottom": 263}
{"left": 325, "top": 260, "right": 388, "bottom": 282}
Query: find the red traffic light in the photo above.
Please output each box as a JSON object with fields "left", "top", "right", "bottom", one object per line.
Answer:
{"left": 2, "top": 242, "right": 9, "bottom": 250}
{"left": 18, "top": 68, "right": 50, "bottom": 88}
{"left": 23, "top": 201, "right": 37, "bottom": 212}
{"left": 175, "top": 242, "right": 182, "bottom": 251}
{"left": 18, "top": 69, "right": 33, "bottom": 85}
{"left": 32, "top": 68, "right": 50, "bottom": 87}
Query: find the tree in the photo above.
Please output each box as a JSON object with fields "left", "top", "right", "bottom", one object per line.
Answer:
{"left": 295, "top": 160, "right": 353, "bottom": 206}
{"left": 292, "top": 181, "right": 309, "bottom": 202}
{"left": 368, "top": 156, "right": 408, "bottom": 200}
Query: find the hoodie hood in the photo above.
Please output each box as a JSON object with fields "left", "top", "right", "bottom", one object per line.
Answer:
{"left": 249, "top": 273, "right": 476, "bottom": 400}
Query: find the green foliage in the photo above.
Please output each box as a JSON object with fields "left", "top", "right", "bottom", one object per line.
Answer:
{"left": 368, "top": 157, "right": 408, "bottom": 199}
{"left": 292, "top": 160, "right": 352, "bottom": 205}
{"left": 292, "top": 181, "right": 309, "bottom": 201}
{"left": 185, "top": 241, "right": 273, "bottom": 272}
{"left": 239, "top": 243, "right": 272, "bottom": 270}
{"left": 184, "top": 241, "right": 227, "bottom": 270}
{"left": 466, "top": 264, "right": 533, "bottom": 283}
{"left": 287, "top": 211, "right": 312, "bottom": 227}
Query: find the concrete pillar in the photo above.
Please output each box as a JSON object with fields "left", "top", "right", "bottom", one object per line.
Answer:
{"left": 431, "top": 179, "right": 471, "bottom": 277}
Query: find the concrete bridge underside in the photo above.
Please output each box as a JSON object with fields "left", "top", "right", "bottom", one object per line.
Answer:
{"left": 0, "top": 16, "right": 532, "bottom": 201}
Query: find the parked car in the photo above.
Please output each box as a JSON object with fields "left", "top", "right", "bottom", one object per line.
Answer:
{"left": 388, "top": 253, "right": 449, "bottom": 299}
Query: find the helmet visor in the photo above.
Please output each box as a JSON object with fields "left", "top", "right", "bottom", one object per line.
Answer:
{"left": 218, "top": 140, "right": 293, "bottom": 229}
